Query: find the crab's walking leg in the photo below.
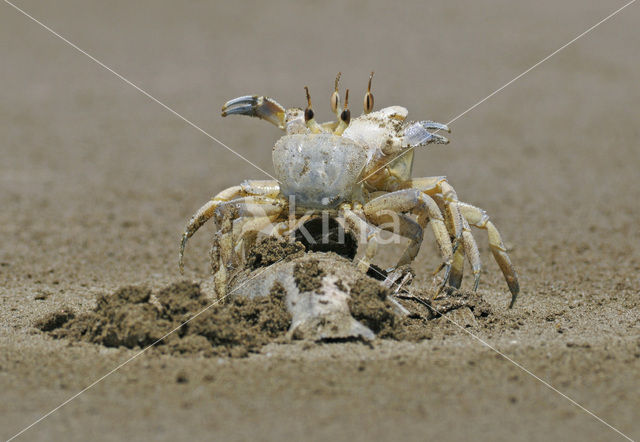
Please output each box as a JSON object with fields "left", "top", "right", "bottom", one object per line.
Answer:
{"left": 393, "top": 214, "right": 425, "bottom": 267}
{"left": 179, "top": 185, "right": 242, "bottom": 273}
{"left": 460, "top": 217, "right": 482, "bottom": 291}
{"left": 179, "top": 180, "right": 281, "bottom": 274}
{"left": 232, "top": 215, "right": 284, "bottom": 262}
{"left": 231, "top": 180, "right": 283, "bottom": 257}
{"left": 363, "top": 212, "right": 425, "bottom": 268}
{"left": 212, "top": 196, "right": 286, "bottom": 297}
{"left": 405, "top": 178, "right": 486, "bottom": 295}
{"left": 401, "top": 176, "right": 465, "bottom": 254}
{"left": 213, "top": 215, "right": 233, "bottom": 297}
{"left": 363, "top": 189, "right": 454, "bottom": 293}
{"left": 448, "top": 245, "right": 465, "bottom": 289}
{"left": 429, "top": 190, "right": 481, "bottom": 292}
{"left": 339, "top": 205, "right": 378, "bottom": 273}
{"left": 459, "top": 202, "right": 520, "bottom": 307}
{"left": 340, "top": 206, "right": 382, "bottom": 273}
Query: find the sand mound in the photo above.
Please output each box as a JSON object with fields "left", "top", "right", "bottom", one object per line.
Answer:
{"left": 36, "top": 236, "right": 492, "bottom": 357}
{"left": 37, "top": 279, "right": 491, "bottom": 357}
{"left": 38, "top": 281, "right": 291, "bottom": 357}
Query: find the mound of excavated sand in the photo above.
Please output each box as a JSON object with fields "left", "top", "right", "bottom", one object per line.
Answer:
{"left": 37, "top": 237, "right": 491, "bottom": 357}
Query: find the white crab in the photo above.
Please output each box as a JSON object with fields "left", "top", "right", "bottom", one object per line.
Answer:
{"left": 180, "top": 74, "right": 520, "bottom": 307}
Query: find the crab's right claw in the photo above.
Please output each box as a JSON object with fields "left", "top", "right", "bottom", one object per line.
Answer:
{"left": 402, "top": 121, "right": 450, "bottom": 147}
{"left": 221, "top": 95, "right": 286, "bottom": 129}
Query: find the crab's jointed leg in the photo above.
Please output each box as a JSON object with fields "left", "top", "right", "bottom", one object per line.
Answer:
{"left": 364, "top": 211, "right": 425, "bottom": 268}
{"left": 232, "top": 215, "right": 283, "bottom": 262}
{"left": 362, "top": 189, "right": 454, "bottom": 292}
{"left": 448, "top": 244, "right": 466, "bottom": 289}
{"left": 340, "top": 206, "right": 381, "bottom": 273}
{"left": 209, "top": 214, "right": 286, "bottom": 297}
{"left": 401, "top": 176, "right": 465, "bottom": 250}
{"left": 179, "top": 180, "right": 280, "bottom": 274}
{"left": 397, "top": 176, "right": 485, "bottom": 296}
{"left": 179, "top": 185, "right": 242, "bottom": 273}
{"left": 458, "top": 201, "right": 520, "bottom": 307}
{"left": 460, "top": 216, "right": 482, "bottom": 291}
{"left": 211, "top": 195, "right": 286, "bottom": 297}
{"left": 389, "top": 214, "right": 425, "bottom": 268}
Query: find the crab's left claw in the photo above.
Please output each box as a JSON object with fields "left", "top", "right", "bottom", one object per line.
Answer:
{"left": 402, "top": 121, "right": 451, "bottom": 147}
{"left": 221, "top": 95, "right": 286, "bottom": 129}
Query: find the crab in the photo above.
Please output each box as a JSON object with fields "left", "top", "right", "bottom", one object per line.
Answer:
{"left": 179, "top": 73, "right": 520, "bottom": 307}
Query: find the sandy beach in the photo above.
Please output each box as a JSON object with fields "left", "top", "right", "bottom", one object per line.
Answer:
{"left": 1, "top": 1, "right": 639, "bottom": 440}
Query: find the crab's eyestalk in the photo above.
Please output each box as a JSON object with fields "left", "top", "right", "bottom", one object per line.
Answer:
{"left": 333, "top": 89, "right": 351, "bottom": 136}
{"left": 364, "top": 71, "right": 374, "bottom": 114}
{"left": 304, "top": 86, "right": 324, "bottom": 134}
{"left": 221, "top": 95, "right": 286, "bottom": 129}
{"left": 330, "top": 72, "right": 342, "bottom": 118}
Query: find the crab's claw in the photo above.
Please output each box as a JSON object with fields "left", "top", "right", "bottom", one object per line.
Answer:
{"left": 221, "top": 95, "right": 286, "bottom": 129}
{"left": 402, "top": 121, "right": 451, "bottom": 147}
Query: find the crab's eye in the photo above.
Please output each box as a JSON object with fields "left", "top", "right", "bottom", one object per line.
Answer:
{"left": 364, "top": 92, "right": 374, "bottom": 114}
{"left": 340, "top": 89, "right": 351, "bottom": 124}
{"left": 340, "top": 108, "right": 351, "bottom": 125}
{"left": 304, "top": 107, "right": 314, "bottom": 122}
{"left": 364, "top": 71, "right": 374, "bottom": 114}
{"left": 304, "top": 86, "right": 315, "bottom": 122}
{"left": 333, "top": 89, "right": 351, "bottom": 136}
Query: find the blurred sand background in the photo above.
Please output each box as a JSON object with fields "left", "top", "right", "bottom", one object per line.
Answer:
{"left": 1, "top": 0, "right": 639, "bottom": 440}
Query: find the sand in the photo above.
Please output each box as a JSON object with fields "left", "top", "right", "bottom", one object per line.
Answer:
{"left": 1, "top": 0, "right": 639, "bottom": 440}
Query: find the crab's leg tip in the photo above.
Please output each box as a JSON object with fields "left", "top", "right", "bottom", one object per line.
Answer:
{"left": 442, "top": 264, "right": 452, "bottom": 285}
{"left": 473, "top": 274, "right": 480, "bottom": 292}
{"left": 507, "top": 280, "right": 520, "bottom": 308}
{"left": 432, "top": 286, "right": 442, "bottom": 300}
{"left": 179, "top": 234, "right": 190, "bottom": 274}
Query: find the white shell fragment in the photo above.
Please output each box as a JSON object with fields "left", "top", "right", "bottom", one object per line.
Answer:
{"left": 228, "top": 252, "right": 377, "bottom": 341}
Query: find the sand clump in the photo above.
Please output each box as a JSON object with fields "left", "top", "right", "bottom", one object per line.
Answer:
{"left": 293, "top": 258, "right": 326, "bottom": 293}
{"left": 34, "top": 306, "right": 76, "bottom": 332}
{"left": 245, "top": 236, "right": 305, "bottom": 269}
{"left": 40, "top": 281, "right": 292, "bottom": 357}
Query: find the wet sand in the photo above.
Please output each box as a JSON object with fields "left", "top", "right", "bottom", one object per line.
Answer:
{"left": 1, "top": 1, "right": 639, "bottom": 440}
